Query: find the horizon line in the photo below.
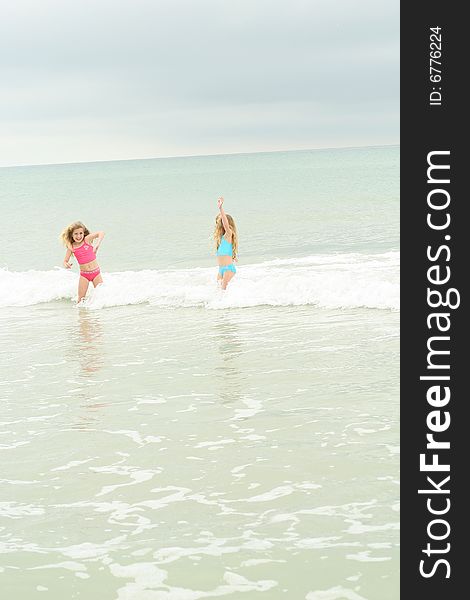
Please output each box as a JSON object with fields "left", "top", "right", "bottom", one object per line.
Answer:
{"left": 0, "top": 143, "right": 400, "bottom": 170}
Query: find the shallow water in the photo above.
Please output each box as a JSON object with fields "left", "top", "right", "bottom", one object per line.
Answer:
{"left": 0, "top": 147, "right": 399, "bottom": 598}
{"left": 1, "top": 304, "right": 399, "bottom": 599}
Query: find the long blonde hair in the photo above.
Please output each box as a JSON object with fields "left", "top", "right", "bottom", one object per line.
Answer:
{"left": 59, "top": 221, "right": 90, "bottom": 247}
{"left": 214, "top": 214, "right": 238, "bottom": 260}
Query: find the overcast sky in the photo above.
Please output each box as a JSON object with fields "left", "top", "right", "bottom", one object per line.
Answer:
{"left": 0, "top": 0, "right": 399, "bottom": 167}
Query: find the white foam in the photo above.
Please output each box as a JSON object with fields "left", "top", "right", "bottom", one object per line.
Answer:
{"left": 110, "top": 563, "right": 277, "bottom": 599}
{"left": 0, "top": 267, "right": 76, "bottom": 306}
{"left": 0, "top": 251, "right": 399, "bottom": 310}
{"left": 306, "top": 586, "right": 368, "bottom": 600}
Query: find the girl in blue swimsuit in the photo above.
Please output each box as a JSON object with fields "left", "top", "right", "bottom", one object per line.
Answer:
{"left": 214, "top": 197, "right": 238, "bottom": 290}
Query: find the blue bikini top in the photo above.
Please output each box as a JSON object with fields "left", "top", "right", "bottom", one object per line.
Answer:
{"left": 216, "top": 235, "right": 233, "bottom": 257}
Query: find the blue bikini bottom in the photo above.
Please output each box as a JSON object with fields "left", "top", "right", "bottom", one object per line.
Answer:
{"left": 218, "top": 264, "right": 236, "bottom": 276}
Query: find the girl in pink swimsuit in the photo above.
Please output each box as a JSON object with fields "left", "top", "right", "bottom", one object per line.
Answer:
{"left": 60, "top": 221, "right": 105, "bottom": 303}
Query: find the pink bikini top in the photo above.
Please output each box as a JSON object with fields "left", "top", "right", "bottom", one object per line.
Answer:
{"left": 72, "top": 241, "right": 96, "bottom": 265}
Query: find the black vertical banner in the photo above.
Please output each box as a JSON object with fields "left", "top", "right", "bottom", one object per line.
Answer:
{"left": 401, "top": 3, "right": 466, "bottom": 597}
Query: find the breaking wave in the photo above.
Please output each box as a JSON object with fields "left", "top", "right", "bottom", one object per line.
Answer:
{"left": 0, "top": 252, "right": 399, "bottom": 310}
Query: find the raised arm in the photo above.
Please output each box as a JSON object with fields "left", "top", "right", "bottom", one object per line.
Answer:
{"left": 85, "top": 231, "right": 105, "bottom": 252}
{"left": 217, "top": 197, "right": 232, "bottom": 241}
{"left": 63, "top": 248, "right": 72, "bottom": 269}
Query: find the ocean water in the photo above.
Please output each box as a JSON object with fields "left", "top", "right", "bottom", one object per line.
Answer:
{"left": 0, "top": 147, "right": 399, "bottom": 599}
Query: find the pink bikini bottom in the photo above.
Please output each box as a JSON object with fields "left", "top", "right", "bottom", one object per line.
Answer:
{"left": 80, "top": 268, "right": 101, "bottom": 282}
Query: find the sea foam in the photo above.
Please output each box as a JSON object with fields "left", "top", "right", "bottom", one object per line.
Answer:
{"left": 0, "top": 252, "right": 399, "bottom": 310}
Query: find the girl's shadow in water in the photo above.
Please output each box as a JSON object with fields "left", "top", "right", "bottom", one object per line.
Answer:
{"left": 214, "top": 316, "right": 244, "bottom": 405}
{"left": 75, "top": 309, "right": 105, "bottom": 378}
{"left": 66, "top": 309, "right": 109, "bottom": 429}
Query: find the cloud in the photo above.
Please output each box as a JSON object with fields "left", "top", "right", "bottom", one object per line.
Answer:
{"left": 0, "top": 0, "right": 399, "bottom": 166}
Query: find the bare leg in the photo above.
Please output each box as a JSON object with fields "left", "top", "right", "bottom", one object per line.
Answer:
{"left": 92, "top": 274, "right": 103, "bottom": 287}
{"left": 78, "top": 276, "right": 90, "bottom": 303}
{"left": 221, "top": 270, "right": 235, "bottom": 290}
